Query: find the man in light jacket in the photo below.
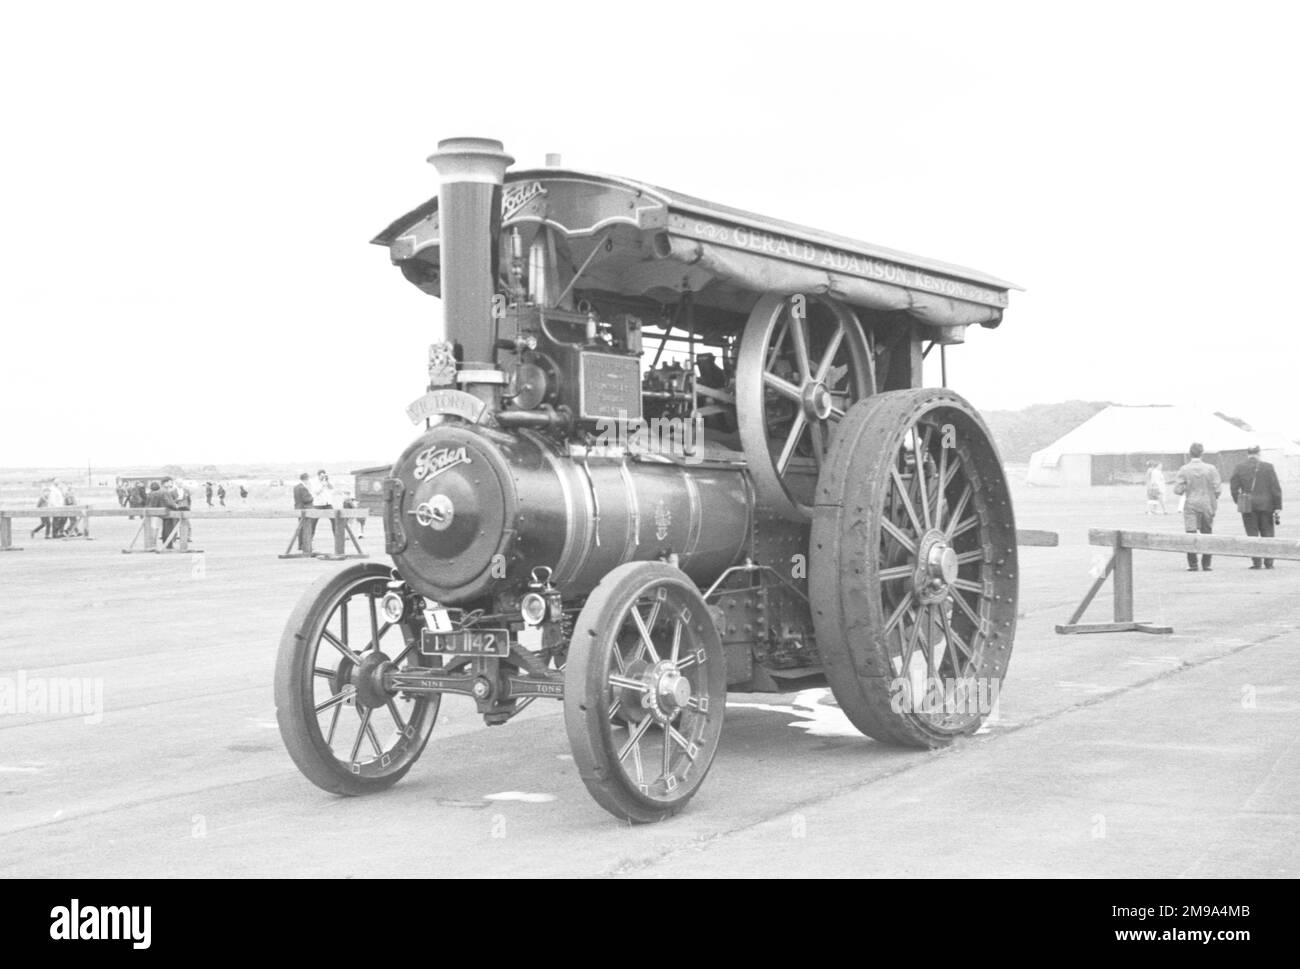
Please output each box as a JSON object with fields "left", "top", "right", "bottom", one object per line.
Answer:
{"left": 1173, "top": 442, "right": 1222, "bottom": 572}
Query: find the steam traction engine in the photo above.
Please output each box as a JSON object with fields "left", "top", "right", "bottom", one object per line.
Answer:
{"left": 274, "top": 138, "right": 1022, "bottom": 822}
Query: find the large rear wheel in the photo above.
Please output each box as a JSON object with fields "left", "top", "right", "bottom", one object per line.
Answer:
{"left": 810, "top": 389, "right": 1017, "bottom": 747}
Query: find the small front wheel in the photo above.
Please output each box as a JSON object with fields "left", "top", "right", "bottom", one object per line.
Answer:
{"left": 564, "top": 562, "right": 727, "bottom": 823}
{"left": 275, "top": 563, "right": 439, "bottom": 795}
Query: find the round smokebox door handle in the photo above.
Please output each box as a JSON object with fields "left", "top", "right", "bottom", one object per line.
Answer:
{"left": 410, "top": 495, "right": 455, "bottom": 530}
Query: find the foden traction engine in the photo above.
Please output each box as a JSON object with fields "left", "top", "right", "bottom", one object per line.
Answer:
{"left": 275, "top": 137, "right": 1022, "bottom": 822}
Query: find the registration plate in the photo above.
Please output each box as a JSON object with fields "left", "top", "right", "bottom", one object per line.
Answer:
{"left": 421, "top": 627, "right": 510, "bottom": 657}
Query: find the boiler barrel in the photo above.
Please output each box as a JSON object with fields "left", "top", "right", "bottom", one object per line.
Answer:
{"left": 385, "top": 424, "right": 753, "bottom": 603}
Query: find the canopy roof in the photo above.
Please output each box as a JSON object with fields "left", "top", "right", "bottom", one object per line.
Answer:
{"left": 373, "top": 168, "right": 1020, "bottom": 336}
{"left": 1031, "top": 406, "right": 1261, "bottom": 465}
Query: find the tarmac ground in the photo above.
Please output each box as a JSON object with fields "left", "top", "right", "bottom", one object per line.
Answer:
{"left": 1, "top": 481, "right": 1296, "bottom": 877}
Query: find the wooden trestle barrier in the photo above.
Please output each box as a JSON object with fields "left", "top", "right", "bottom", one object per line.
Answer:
{"left": 0, "top": 506, "right": 366, "bottom": 559}
{"left": 1057, "top": 528, "right": 1300, "bottom": 636}
{"left": 277, "top": 509, "right": 368, "bottom": 561}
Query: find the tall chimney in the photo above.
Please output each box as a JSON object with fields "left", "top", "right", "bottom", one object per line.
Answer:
{"left": 427, "top": 137, "right": 514, "bottom": 374}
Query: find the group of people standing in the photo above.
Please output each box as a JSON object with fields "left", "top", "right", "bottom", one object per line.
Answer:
{"left": 1173, "top": 444, "right": 1283, "bottom": 571}
{"left": 202, "top": 482, "right": 249, "bottom": 506}
{"left": 30, "top": 480, "right": 83, "bottom": 539}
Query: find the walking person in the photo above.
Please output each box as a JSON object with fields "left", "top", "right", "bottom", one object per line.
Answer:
{"left": 205, "top": 482, "right": 214, "bottom": 507}
{"left": 1230, "top": 445, "right": 1283, "bottom": 569}
{"left": 217, "top": 483, "right": 226, "bottom": 506}
{"left": 30, "top": 487, "right": 52, "bottom": 539}
{"left": 292, "top": 472, "right": 315, "bottom": 554}
{"left": 238, "top": 484, "right": 248, "bottom": 502}
{"left": 62, "top": 486, "right": 81, "bottom": 537}
{"left": 1144, "top": 460, "right": 1167, "bottom": 514}
{"left": 172, "top": 479, "right": 192, "bottom": 547}
{"left": 47, "top": 480, "right": 66, "bottom": 538}
{"left": 1173, "top": 442, "right": 1222, "bottom": 572}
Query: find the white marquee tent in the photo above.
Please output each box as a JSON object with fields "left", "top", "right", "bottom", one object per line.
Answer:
{"left": 1026, "top": 405, "right": 1294, "bottom": 487}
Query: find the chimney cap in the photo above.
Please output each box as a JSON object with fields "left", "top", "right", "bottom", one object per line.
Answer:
{"left": 428, "top": 137, "right": 514, "bottom": 184}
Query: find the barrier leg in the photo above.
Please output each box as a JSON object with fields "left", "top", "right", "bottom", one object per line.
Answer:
{"left": 344, "top": 521, "right": 366, "bottom": 558}
{"left": 279, "top": 516, "right": 313, "bottom": 559}
{"left": 0, "top": 515, "right": 20, "bottom": 552}
{"left": 1057, "top": 544, "right": 1172, "bottom": 635}
{"left": 124, "top": 513, "right": 158, "bottom": 553}
{"left": 1113, "top": 547, "right": 1134, "bottom": 623}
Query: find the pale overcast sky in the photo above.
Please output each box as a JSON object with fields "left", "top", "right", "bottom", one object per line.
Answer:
{"left": 2, "top": 1, "right": 1297, "bottom": 467}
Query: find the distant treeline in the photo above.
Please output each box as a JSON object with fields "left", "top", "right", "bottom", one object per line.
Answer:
{"left": 982, "top": 400, "right": 1114, "bottom": 463}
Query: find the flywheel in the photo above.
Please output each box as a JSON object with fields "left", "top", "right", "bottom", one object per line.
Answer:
{"left": 736, "top": 292, "right": 874, "bottom": 520}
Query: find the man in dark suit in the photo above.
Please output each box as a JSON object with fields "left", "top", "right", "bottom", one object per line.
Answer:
{"left": 1230, "top": 445, "right": 1283, "bottom": 569}
{"left": 146, "top": 478, "right": 181, "bottom": 547}
{"left": 292, "top": 472, "right": 315, "bottom": 553}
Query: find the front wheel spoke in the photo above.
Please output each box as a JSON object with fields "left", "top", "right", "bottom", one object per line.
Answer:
{"left": 829, "top": 406, "right": 846, "bottom": 421}
{"left": 315, "top": 686, "right": 354, "bottom": 715}
{"left": 952, "top": 577, "right": 985, "bottom": 594}
{"left": 669, "top": 619, "right": 683, "bottom": 663}
{"left": 365, "top": 719, "right": 384, "bottom": 757}
{"left": 386, "top": 699, "right": 407, "bottom": 733}
{"left": 877, "top": 564, "right": 914, "bottom": 581}
{"left": 368, "top": 596, "right": 381, "bottom": 653}
{"left": 644, "top": 597, "right": 663, "bottom": 638}
{"left": 364, "top": 621, "right": 393, "bottom": 654}
{"left": 675, "top": 652, "right": 698, "bottom": 671}
{"left": 631, "top": 608, "right": 661, "bottom": 664}
{"left": 608, "top": 698, "right": 623, "bottom": 721}
{"left": 955, "top": 550, "right": 985, "bottom": 565}
{"left": 324, "top": 704, "right": 342, "bottom": 745}
{"left": 350, "top": 708, "right": 372, "bottom": 763}
{"left": 619, "top": 718, "right": 653, "bottom": 774}
{"left": 775, "top": 412, "right": 808, "bottom": 474}
{"left": 667, "top": 725, "right": 694, "bottom": 757}
{"left": 391, "top": 637, "right": 418, "bottom": 666}
{"left": 313, "top": 666, "right": 336, "bottom": 679}
{"left": 609, "top": 673, "right": 648, "bottom": 693}
{"left": 321, "top": 630, "right": 363, "bottom": 665}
